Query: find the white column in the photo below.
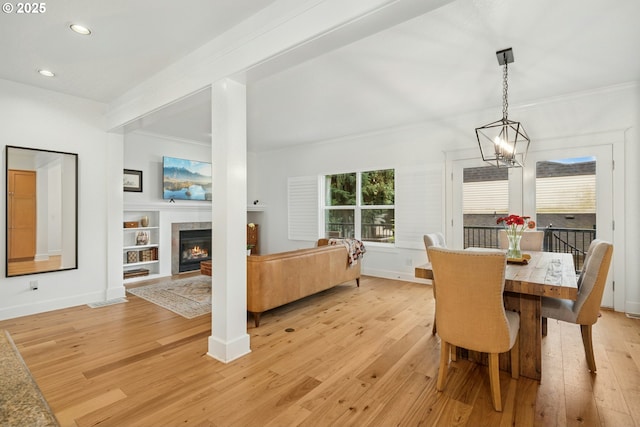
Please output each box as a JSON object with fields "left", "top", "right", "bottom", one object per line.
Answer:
{"left": 208, "top": 78, "right": 251, "bottom": 362}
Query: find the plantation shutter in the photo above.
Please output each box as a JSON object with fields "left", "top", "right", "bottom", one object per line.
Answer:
{"left": 395, "top": 165, "right": 443, "bottom": 249}
{"left": 288, "top": 175, "right": 319, "bottom": 241}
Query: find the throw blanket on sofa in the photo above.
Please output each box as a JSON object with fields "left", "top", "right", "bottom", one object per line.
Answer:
{"left": 328, "top": 238, "right": 366, "bottom": 266}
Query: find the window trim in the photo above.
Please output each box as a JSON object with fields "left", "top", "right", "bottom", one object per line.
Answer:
{"left": 322, "top": 169, "right": 395, "bottom": 246}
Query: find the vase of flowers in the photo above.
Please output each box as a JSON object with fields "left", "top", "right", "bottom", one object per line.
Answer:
{"left": 497, "top": 214, "right": 531, "bottom": 259}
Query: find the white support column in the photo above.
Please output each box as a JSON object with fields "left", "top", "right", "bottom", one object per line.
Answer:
{"left": 208, "top": 78, "right": 251, "bottom": 362}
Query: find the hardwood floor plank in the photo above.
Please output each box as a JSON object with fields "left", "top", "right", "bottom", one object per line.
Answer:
{"left": 1, "top": 275, "right": 639, "bottom": 426}
{"left": 564, "top": 380, "right": 602, "bottom": 427}
{"left": 55, "top": 388, "right": 127, "bottom": 427}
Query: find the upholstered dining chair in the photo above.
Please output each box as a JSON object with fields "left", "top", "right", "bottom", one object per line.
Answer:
{"left": 541, "top": 239, "right": 613, "bottom": 372}
{"left": 423, "top": 232, "right": 446, "bottom": 251}
{"left": 423, "top": 233, "right": 446, "bottom": 335}
{"left": 427, "top": 247, "right": 519, "bottom": 412}
{"left": 498, "top": 230, "right": 544, "bottom": 251}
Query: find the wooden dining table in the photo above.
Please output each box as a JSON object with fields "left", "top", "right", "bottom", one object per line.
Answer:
{"left": 415, "top": 250, "right": 578, "bottom": 381}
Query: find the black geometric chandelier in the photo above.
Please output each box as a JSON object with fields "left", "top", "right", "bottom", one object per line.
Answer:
{"left": 475, "top": 48, "right": 530, "bottom": 168}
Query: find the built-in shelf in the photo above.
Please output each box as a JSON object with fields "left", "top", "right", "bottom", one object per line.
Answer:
{"left": 247, "top": 204, "right": 267, "bottom": 212}
{"left": 123, "top": 244, "right": 159, "bottom": 251}
{"left": 123, "top": 210, "right": 160, "bottom": 283}
{"left": 124, "top": 260, "right": 159, "bottom": 268}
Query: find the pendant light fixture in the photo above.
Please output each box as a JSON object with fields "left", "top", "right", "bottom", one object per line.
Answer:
{"left": 476, "top": 48, "right": 530, "bottom": 168}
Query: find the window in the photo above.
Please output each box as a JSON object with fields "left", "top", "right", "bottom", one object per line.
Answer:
{"left": 324, "top": 169, "right": 395, "bottom": 243}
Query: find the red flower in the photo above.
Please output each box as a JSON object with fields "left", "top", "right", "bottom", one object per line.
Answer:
{"left": 497, "top": 214, "right": 532, "bottom": 233}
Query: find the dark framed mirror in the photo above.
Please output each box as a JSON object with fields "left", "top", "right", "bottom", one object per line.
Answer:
{"left": 6, "top": 146, "right": 78, "bottom": 277}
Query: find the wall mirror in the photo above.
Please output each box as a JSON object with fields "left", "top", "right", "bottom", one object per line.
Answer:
{"left": 6, "top": 146, "right": 78, "bottom": 277}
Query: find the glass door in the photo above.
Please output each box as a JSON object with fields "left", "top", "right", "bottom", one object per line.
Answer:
{"left": 523, "top": 145, "right": 613, "bottom": 307}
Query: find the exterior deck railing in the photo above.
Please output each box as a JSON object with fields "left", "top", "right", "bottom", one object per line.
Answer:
{"left": 464, "top": 226, "right": 596, "bottom": 271}
{"left": 326, "top": 223, "right": 394, "bottom": 242}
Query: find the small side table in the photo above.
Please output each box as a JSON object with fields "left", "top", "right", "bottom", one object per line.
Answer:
{"left": 200, "top": 260, "right": 212, "bottom": 276}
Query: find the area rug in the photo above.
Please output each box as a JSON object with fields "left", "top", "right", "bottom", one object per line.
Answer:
{"left": 0, "top": 330, "right": 59, "bottom": 426}
{"left": 87, "top": 297, "right": 128, "bottom": 308}
{"left": 126, "top": 275, "right": 212, "bottom": 319}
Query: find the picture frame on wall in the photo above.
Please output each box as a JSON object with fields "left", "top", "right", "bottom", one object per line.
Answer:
{"left": 123, "top": 169, "right": 143, "bottom": 192}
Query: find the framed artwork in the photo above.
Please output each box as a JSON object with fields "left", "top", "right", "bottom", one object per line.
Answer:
{"left": 124, "top": 169, "right": 143, "bottom": 192}
{"left": 162, "top": 156, "right": 212, "bottom": 201}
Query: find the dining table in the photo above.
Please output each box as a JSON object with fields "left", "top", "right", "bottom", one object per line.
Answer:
{"left": 415, "top": 250, "right": 578, "bottom": 381}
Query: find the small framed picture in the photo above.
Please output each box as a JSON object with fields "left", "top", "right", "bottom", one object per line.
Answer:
{"left": 124, "top": 169, "right": 143, "bottom": 192}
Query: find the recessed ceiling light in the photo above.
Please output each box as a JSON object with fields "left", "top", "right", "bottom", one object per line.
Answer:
{"left": 38, "top": 69, "right": 55, "bottom": 77}
{"left": 70, "top": 24, "right": 91, "bottom": 35}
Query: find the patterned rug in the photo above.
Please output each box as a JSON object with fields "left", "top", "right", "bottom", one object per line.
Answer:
{"left": 0, "top": 330, "right": 59, "bottom": 426}
{"left": 127, "top": 275, "right": 212, "bottom": 319}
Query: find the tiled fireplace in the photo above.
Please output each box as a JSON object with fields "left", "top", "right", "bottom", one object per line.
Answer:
{"left": 171, "top": 222, "right": 212, "bottom": 274}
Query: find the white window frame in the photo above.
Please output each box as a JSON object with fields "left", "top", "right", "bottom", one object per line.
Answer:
{"left": 322, "top": 169, "right": 395, "bottom": 246}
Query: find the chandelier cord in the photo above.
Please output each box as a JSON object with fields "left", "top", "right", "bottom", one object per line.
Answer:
{"left": 502, "top": 61, "right": 509, "bottom": 121}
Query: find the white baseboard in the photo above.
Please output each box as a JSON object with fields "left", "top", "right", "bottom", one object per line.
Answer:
{"left": 624, "top": 301, "right": 640, "bottom": 317}
{"left": 208, "top": 333, "right": 251, "bottom": 363}
{"left": 362, "top": 267, "right": 431, "bottom": 285}
{"left": 0, "top": 291, "right": 106, "bottom": 321}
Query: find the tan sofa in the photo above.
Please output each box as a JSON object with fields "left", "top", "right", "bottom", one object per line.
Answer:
{"left": 246, "top": 241, "right": 361, "bottom": 327}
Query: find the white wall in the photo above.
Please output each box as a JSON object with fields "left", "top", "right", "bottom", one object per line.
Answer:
{"left": 0, "top": 79, "right": 116, "bottom": 320}
{"left": 251, "top": 83, "right": 640, "bottom": 312}
{"left": 123, "top": 132, "right": 211, "bottom": 205}
{"left": 252, "top": 124, "right": 448, "bottom": 282}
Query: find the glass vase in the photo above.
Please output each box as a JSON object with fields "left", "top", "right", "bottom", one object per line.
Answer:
{"left": 506, "top": 231, "right": 522, "bottom": 259}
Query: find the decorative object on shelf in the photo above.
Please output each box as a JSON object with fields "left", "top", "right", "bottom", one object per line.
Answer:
{"left": 123, "top": 169, "right": 143, "bottom": 192}
{"left": 247, "top": 223, "right": 259, "bottom": 255}
{"left": 497, "top": 214, "right": 531, "bottom": 259}
{"left": 476, "top": 47, "right": 530, "bottom": 168}
{"left": 127, "top": 251, "right": 138, "bottom": 264}
{"left": 139, "top": 249, "right": 156, "bottom": 262}
{"left": 124, "top": 221, "right": 138, "bottom": 228}
{"left": 140, "top": 216, "right": 149, "bottom": 227}
{"left": 135, "top": 231, "right": 149, "bottom": 245}
{"left": 123, "top": 268, "right": 149, "bottom": 279}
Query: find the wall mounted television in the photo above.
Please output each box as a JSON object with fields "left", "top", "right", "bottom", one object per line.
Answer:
{"left": 162, "top": 156, "right": 212, "bottom": 201}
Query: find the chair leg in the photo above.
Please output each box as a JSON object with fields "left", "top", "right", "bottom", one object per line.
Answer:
{"left": 581, "top": 324, "right": 597, "bottom": 372}
{"left": 436, "top": 341, "right": 450, "bottom": 392}
{"left": 510, "top": 333, "right": 519, "bottom": 380}
{"left": 432, "top": 282, "right": 437, "bottom": 335}
{"left": 451, "top": 345, "right": 457, "bottom": 362}
{"left": 488, "top": 353, "right": 502, "bottom": 412}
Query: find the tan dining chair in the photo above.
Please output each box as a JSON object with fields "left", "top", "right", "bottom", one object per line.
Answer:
{"left": 423, "top": 233, "right": 446, "bottom": 335}
{"left": 541, "top": 239, "right": 613, "bottom": 372}
{"left": 427, "top": 247, "right": 519, "bottom": 412}
{"left": 498, "top": 230, "right": 544, "bottom": 251}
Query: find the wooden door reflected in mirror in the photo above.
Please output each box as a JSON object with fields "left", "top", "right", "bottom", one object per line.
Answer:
{"left": 6, "top": 146, "right": 78, "bottom": 277}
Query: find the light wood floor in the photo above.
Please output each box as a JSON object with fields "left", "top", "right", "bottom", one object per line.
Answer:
{"left": 1, "top": 275, "right": 639, "bottom": 427}
{"left": 7, "top": 255, "right": 62, "bottom": 276}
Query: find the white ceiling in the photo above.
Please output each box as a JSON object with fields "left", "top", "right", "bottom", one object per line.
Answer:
{"left": 2, "top": 0, "right": 640, "bottom": 151}
{"left": 0, "top": 0, "right": 276, "bottom": 101}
